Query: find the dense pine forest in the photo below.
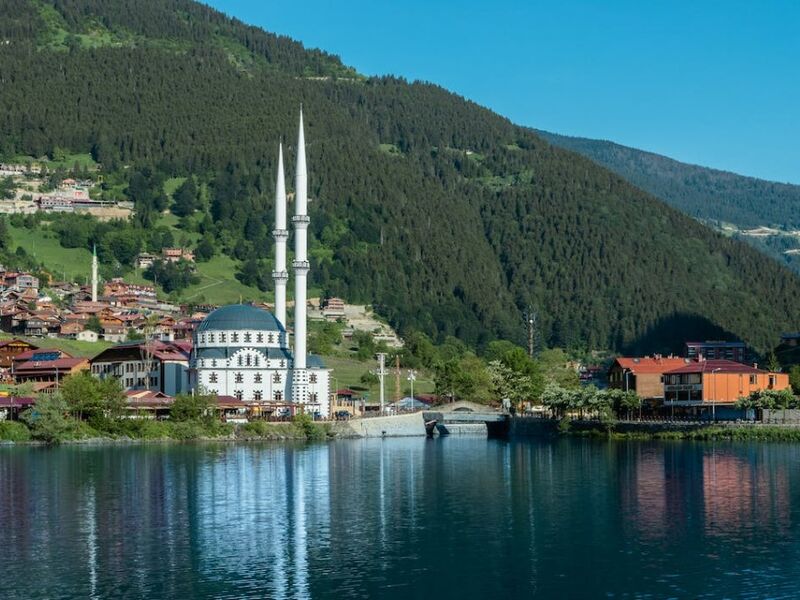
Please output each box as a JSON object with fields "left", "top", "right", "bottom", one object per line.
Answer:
{"left": 1, "top": 0, "right": 799, "bottom": 354}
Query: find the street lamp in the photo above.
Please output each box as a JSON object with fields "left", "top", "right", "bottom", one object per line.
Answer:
{"left": 407, "top": 370, "right": 417, "bottom": 411}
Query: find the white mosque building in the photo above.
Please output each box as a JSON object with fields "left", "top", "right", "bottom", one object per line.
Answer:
{"left": 190, "top": 110, "right": 331, "bottom": 417}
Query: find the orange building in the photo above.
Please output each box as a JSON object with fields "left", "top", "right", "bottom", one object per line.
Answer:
{"left": 663, "top": 358, "right": 789, "bottom": 410}
{"left": 608, "top": 356, "right": 691, "bottom": 400}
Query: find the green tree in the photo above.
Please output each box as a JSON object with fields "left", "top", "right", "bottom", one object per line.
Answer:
{"left": 171, "top": 391, "right": 215, "bottom": 421}
{"left": 172, "top": 177, "right": 199, "bottom": 217}
{"left": 790, "top": 365, "right": 800, "bottom": 395}
{"left": 21, "top": 394, "right": 72, "bottom": 444}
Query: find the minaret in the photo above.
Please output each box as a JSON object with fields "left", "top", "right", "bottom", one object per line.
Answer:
{"left": 91, "top": 243, "right": 98, "bottom": 302}
{"left": 292, "top": 108, "right": 310, "bottom": 404}
{"left": 272, "top": 142, "right": 289, "bottom": 328}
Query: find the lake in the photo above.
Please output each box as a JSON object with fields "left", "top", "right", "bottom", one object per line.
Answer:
{"left": 2, "top": 437, "right": 800, "bottom": 599}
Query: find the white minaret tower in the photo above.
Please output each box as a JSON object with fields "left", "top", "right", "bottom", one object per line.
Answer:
{"left": 272, "top": 142, "right": 289, "bottom": 328}
{"left": 292, "top": 107, "right": 310, "bottom": 404}
{"left": 91, "top": 243, "right": 98, "bottom": 302}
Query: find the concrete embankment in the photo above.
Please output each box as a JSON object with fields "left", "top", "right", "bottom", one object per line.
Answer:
{"left": 334, "top": 413, "right": 426, "bottom": 438}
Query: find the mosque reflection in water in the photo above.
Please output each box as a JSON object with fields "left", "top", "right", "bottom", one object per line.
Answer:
{"left": 2, "top": 439, "right": 800, "bottom": 599}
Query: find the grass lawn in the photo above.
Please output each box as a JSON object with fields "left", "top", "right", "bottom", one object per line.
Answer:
{"left": 181, "top": 255, "right": 269, "bottom": 304}
{"left": 10, "top": 152, "right": 98, "bottom": 171}
{"left": 9, "top": 225, "right": 94, "bottom": 282}
{"left": 323, "top": 354, "right": 435, "bottom": 402}
{"left": 0, "top": 331, "right": 111, "bottom": 358}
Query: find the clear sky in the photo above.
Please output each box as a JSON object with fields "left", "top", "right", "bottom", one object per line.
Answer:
{"left": 206, "top": 0, "right": 799, "bottom": 184}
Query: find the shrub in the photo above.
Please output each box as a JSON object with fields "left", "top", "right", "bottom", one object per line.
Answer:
{"left": 0, "top": 421, "right": 31, "bottom": 442}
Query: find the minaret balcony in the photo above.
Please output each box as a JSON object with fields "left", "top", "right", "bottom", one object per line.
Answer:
{"left": 272, "top": 229, "right": 289, "bottom": 239}
{"left": 272, "top": 270, "right": 289, "bottom": 281}
{"left": 291, "top": 215, "right": 310, "bottom": 224}
{"left": 292, "top": 260, "right": 310, "bottom": 271}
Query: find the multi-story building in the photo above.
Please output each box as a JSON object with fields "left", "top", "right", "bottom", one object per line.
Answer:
{"left": 685, "top": 340, "right": 749, "bottom": 364}
{"left": 90, "top": 341, "right": 191, "bottom": 397}
{"left": 663, "top": 358, "right": 790, "bottom": 417}
{"left": 608, "top": 356, "right": 690, "bottom": 400}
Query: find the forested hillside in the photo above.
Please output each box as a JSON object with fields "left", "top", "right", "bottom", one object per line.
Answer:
{"left": 1, "top": 0, "right": 799, "bottom": 353}
{"left": 537, "top": 130, "right": 800, "bottom": 229}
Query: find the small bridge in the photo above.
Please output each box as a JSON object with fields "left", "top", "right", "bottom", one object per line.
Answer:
{"left": 423, "top": 401, "right": 509, "bottom": 436}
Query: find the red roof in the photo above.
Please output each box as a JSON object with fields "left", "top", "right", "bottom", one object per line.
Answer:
{"left": 664, "top": 359, "right": 764, "bottom": 375}
{"left": 13, "top": 348, "right": 72, "bottom": 361}
{"left": 14, "top": 357, "right": 87, "bottom": 372}
{"left": 613, "top": 357, "right": 689, "bottom": 374}
{"left": 0, "top": 396, "right": 35, "bottom": 408}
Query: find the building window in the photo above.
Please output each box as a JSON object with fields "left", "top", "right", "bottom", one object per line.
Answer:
{"left": 235, "top": 372, "right": 243, "bottom": 384}
{"left": 254, "top": 373, "right": 262, "bottom": 384}
{"left": 279, "top": 360, "right": 285, "bottom": 368}
{"left": 212, "top": 359, "right": 217, "bottom": 368}
{"left": 274, "top": 391, "right": 283, "bottom": 401}
{"left": 209, "top": 372, "right": 218, "bottom": 384}
{"left": 254, "top": 355, "right": 260, "bottom": 367}
{"left": 209, "top": 333, "right": 215, "bottom": 343}
{"left": 232, "top": 332, "right": 239, "bottom": 343}
{"left": 273, "top": 373, "right": 282, "bottom": 384}
{"left": 235, "top": 390, "right": 243, "bottom": 401}
{"left": 769, "top": 375, "right": 776, "bottom": 387}
{"left": 257, "top": 333, "right": 263, "bottom": 343}
{"left": 220, "top": 333, "right": 226, "bottom": 343}
{"left": 254, "top": 391, "right": 262, "bottom": 402}
{"left": 246, "top": 354, "right": 252, "bottom": 367}
{"left": 237, "top": 355, "right": 243, "bottom": 367}
{"left": 750, "top": 374, "right": 757, "bottom": 385}
{"left": 309, "top": 373, "right": 317, "bottom": 384}
{"left": 309, "top": 393, "right": 318, "bottom": 402}
{"left": 268, "top": 333, "right": 274, "bottom": 344}
{"left": 244, "top": 332, "right": 251, "bottom": 343}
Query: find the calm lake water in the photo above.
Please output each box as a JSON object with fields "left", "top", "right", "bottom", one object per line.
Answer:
{"left": 2, "top": 437, "right": 800, "bottom": 599}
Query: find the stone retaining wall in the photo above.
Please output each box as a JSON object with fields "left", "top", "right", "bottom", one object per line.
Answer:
{"left": 336, "top": 413, "right": 426, "bottom": 438}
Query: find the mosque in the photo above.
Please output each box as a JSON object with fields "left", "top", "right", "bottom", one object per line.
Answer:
{"left": 189, "top": 110, "right": 331, "bottom": 417}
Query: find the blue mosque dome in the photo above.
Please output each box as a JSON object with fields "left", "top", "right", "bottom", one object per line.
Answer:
{"left": 197, "top": 304, "right": 285, "bottom": 333}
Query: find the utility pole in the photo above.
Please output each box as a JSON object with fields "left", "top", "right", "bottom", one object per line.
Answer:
{"left": 523, "top": 305, "right": 537, "bottom": 358}
{"left": 407, "top": 370, "right": 417, "bottom": 408}
{"left": 375, "top": 353, "right": 388, "bottom": 415}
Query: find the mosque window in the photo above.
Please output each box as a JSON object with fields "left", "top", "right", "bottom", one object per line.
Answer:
{"left": 200, "top": 334, "right": 206, "bottom": 344}
{"left": 246, "top": 354, "right": 252, "bottom": 367}
{"left": 212, "top": 359, "right": 217, "bottom": 368}
{"left": 273, "top": 373, "right": 282, "bottom": 384}
{"left": 279, "top": 360, "right": 285, "bottom": 368}
{"left": 235, "top": 372, "right": 243, "bottom": 384}
{"left": 254, "top": 373, "right": 263, "bottom": 384}
{"left": 257, "top": 333, "right": 263, "bottom": 343}
{"left": 309, "top": 393, "right": 318, "bottom": 402}
{"left": 268, "top": 333, "right": 274, "bottom": 344}
{"left": 209, "top": 373, "right": 218, "bottom": 384}
{"left": 244, "top": 332, "right": 252, "bottom": 343}
{"left": 209, "top": 333, "right": 215, "bottom": 343}
{"left": 309, "top": 373, "right": 318, "bottom": 384}
{"left": 220, "top": 333, "right": 226, "bottom": 343}
{"left": 254, "top": 355, "right": 260, "bottom": 367}
{"left": 274, "top": 391, "right": 283, "bottom": 401}
{"left": 232, "top": 332, "right": 239, "bottom": 343}
{"left": 237, "top": 355, "right": 243, "bottom": 367}
{"left": 254, "top": 391, "right": 262, "bottom": 402}
{"left": 235, "top": 390, "right": 243, "bottom": 401}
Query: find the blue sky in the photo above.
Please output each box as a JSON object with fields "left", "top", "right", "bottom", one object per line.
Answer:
{"left": 206, "top": 0, "right": 799, "bottom": 184}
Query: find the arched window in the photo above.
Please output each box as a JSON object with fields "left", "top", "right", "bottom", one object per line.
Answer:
{"left": 235, "top": 372, "right": 243, "bottom": 384}
{"left": 309, "top": 373, "right": 318, "bottom": 384}
{"left": 244, "top": 332, "right": 252, "bottom": 343}
{"left": 237, "top": 355, "right": 243, "bottom": 367}
{"left": 246, "top": 354, "right": 252, "bottom": 367}
{"left": 254, "top": 373, "right": 263, "bottom": 384}
{"left": 232, "top": 332, "right": 239, "bottom": 343}
{"left": 256, "top": 333, "right": 263, "bottom": 343}
{"left": 273, "top": 373, "right": 282, "bottom": 384}
{"left": 235, "top": 390, "right": 243, "bottom": 401}
{"left": 209, "top": 333, "right": 215, "bottom": 343}
{"left": 268, "top": 333, "right": 274, "bottom": 344}
{"left": 220, "top": 333, "right": 226, "bottom": 343}
{"left": 211, "top": 359, "right": 217, "bottom": 368}
{"left": 209, "top": 372, "right": 218, "bottom": 383}
{"left": 274, "top": 391, "right": 283, "bottom": 401}
{"left": 309, "top": 393, "right": 318, "bottom": 402}
{"left": 254, "top": 391, "right": 262, "bottom": 402}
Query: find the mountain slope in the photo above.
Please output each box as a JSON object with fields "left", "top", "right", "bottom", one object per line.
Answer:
{"left": 1, "top": 0, "right": 799, "bottom": 353}
{"left": 536, "top": 130, "right": 800, "bottom": 229}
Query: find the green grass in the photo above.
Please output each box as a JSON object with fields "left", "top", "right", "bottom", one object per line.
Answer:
{"left": 163, "top": 177, "right": 187, "bottom": 198}
{"left": 180, "top": 254, "right": 269, "bottom": 304}
{"left": 379, "top": 143, "right": 403, "bottom": 156}
{"left": 0, "top": 332, "right": 111, "bottom": 358}
{"left": 9, "top": 225, "right": 94, "bottom": 282}
{"left": 324, "top": 354, "right": 435, "bottom": 402}
{"left": 9, "top": 152, "right": 98, "bottom": 171}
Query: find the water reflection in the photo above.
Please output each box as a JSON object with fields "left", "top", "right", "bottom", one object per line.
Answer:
{"left": 2, "top": 439, "right": 800, "bottom": 599}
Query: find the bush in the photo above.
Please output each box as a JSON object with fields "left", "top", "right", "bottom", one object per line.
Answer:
{"left": 292, "top": 413, "right": 329, "bottom": 440}
{"left": 0, "top": 421, "right": 31, "bottom": 442}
